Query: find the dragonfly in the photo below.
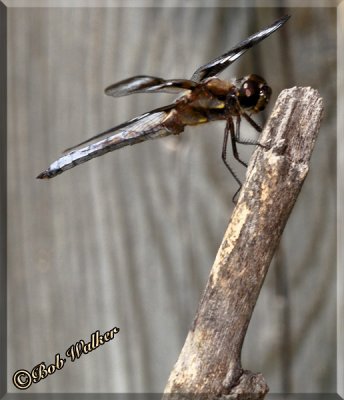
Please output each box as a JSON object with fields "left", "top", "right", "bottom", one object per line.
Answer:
{"left": 37, "top": 15, "right": 290, "bottom": 200}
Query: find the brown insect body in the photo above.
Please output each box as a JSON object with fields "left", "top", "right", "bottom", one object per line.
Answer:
{"left": 37, "top": 15, "right": 289, "bottom": 187}
{"left": 164, "top": 75, "right": 271, "bottom": 133}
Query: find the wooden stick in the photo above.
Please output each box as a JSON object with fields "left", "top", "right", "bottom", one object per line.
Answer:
{"left": 163, "top": 87, "right": 324, "bottom": 399}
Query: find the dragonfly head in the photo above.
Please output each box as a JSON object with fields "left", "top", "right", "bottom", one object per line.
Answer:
{"left": 237, "top": 74, "right": 272, "bottom": 114}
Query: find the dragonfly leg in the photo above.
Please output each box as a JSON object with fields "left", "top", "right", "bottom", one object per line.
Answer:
{"left": 230, "top": 117, "right": 248, "bottom": 168}
{"left": 222, "top": 117, "right": 243, "bottom": 203}
{"left": 235, "top": 115, "right": 260, "bottom": 145}
{"left": 240, "top": 112, "right": 269, "bottom": 150}
{"left": 223, "top": 94, "right": 249, "bottom": 168}
{"left": 242, "top": 112, "right": 263, "bottom": 133}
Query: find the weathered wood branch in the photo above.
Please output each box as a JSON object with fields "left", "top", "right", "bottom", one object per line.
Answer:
{"left": 163, "top": 87, "right": 324, "bottom": 399}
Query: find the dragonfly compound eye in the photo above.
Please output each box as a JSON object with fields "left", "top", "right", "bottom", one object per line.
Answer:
{"left": 238, "top": 75, "right": 272, "bottom": 113}
{"left": 238, "top": 79, "right": 260, "bottom": 109}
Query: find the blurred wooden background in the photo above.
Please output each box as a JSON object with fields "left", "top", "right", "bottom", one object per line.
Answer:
{"left": 7, "top": 3, "right": 337, "bottom": 394}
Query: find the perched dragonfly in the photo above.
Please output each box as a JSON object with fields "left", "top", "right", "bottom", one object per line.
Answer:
{"left": 37, "top": 15, "right": 289, "bottom": 199}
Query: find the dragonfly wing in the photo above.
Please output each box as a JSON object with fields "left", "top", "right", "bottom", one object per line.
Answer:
{"left": 105, "top": 75, "right": 197, "bottom": 97}
{"left": 191, "top": 15, "right": 290, "bottom": 82}
{"left": 37, "top": 105, "right": 179, "bottom": 179}
{"left": 63, "top": 103, "right": 178, "bottom": 153}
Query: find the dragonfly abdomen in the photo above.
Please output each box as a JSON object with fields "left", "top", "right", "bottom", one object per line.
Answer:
{"left": 37, "top": 112, "right": 176, "bottom": 179}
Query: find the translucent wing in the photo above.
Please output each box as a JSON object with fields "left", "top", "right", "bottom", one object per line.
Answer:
{"left": 37, "top": 104, "right": 178, "bottom": 179}
{"left": 191, "top": 15, "right": 290, "bottom": 82}
{"left": 105, "top": 75, "right": 197, "bottom": 97}
{"left": 62, "top": 104, "right": 175, "bottom": 153}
